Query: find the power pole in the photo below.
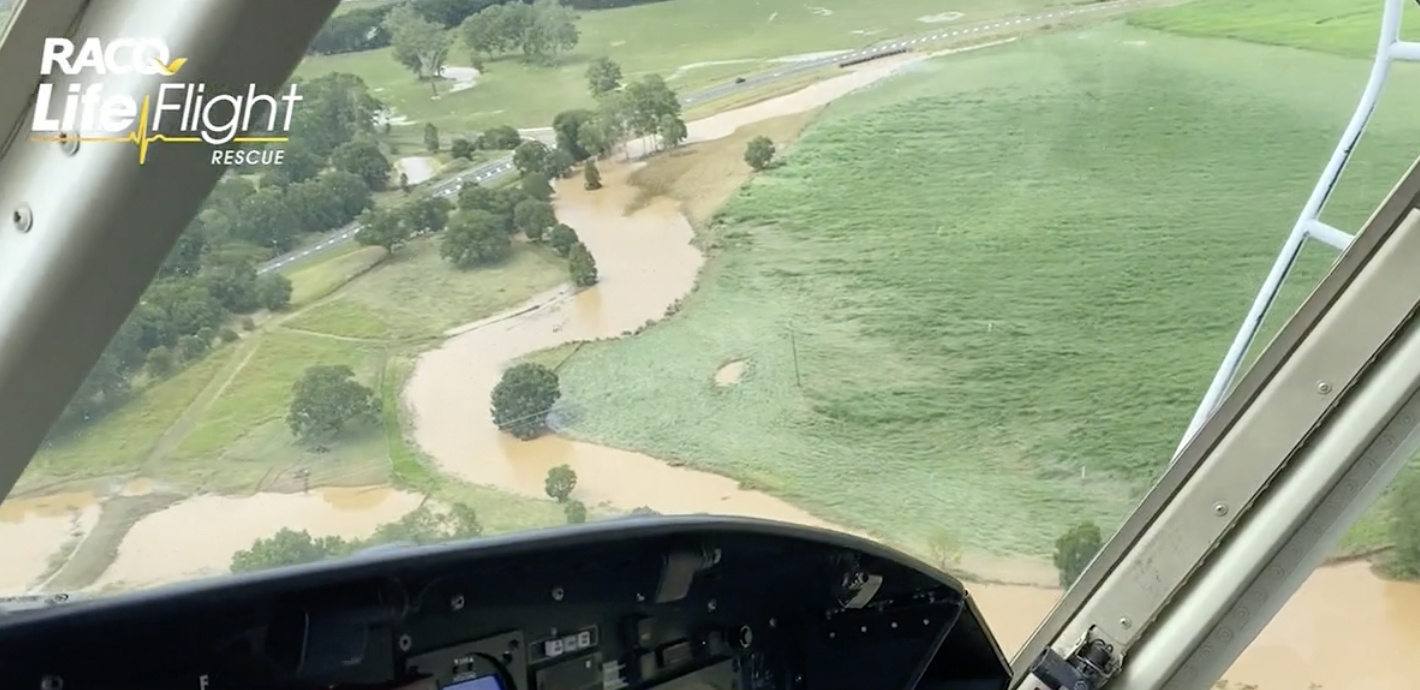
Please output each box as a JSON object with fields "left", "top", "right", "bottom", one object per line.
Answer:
{"left": 789, "top": 323, "right": 802, "bottom": 389}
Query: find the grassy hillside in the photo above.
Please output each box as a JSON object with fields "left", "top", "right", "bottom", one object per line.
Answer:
{"left": 552, "top": 19, "right": 1420, "bottom": 556}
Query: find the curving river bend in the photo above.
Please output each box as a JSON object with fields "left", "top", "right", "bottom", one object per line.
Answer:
{"left": 0, "top": 44, "right": 1413, "bottom": 689}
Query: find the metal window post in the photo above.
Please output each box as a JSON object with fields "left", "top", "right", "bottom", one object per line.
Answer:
{"left": 0, "top": 0, "right": 340, "bottom": 502}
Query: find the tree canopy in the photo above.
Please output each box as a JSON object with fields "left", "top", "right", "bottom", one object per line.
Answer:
{"left": 545, "top": 464, "right": 577, "bottom": 502}
{"left": 564, "top": 499, "right": 588, "bottom": 524}
{"left": 745, "top": 136, "right": 775, "bottom": 171}
{"left": 441, "top": 209, "right": 512, "bottom": 267}
{"left": 568, "top": 242, "right": 598, "bottom": 287}
{"left": 513, "top": 199, "right": 557, "bottom": 240}
{"left": 1052, "top": 521, "right": 1104, "bottom": 588}
{"left": 548, "top": 223, "right": 579, "bottom": 257}
{"left": 460, "top": 0, "right": 579, "bottom": 63}
{"left": 385, "top": 4, "right": 454, "bottom": 83}
{"left": 491, "top": 362, "right": 561, "bottom": 439}
{"left": 286, "top": 364, "right": 382, "bottom": 440}
{"left": 231, "top": 505, "right": 485, "bottom": 573}
{"left": 332, "top": 139, "right": 393, "bottom": 189}
{"left": 583, "top": 159, "right": 602, "bottom": 190}
{"left": 585, "top": 57, "right": 622, "bottom": 97}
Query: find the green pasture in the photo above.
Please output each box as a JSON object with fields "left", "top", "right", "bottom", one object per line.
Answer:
{"left": 17, "top": 234, "right": 573, "bottom": 545}
{"left": 283, "top": 239, "right": 567, "bottom": 341}
{"left": 552, "top": 15, "right": 1420, "bottom": 556}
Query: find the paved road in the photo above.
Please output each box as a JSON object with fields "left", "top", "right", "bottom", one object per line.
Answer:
{"left": 259, "top": 0, "right": 1154, "bottom": 274}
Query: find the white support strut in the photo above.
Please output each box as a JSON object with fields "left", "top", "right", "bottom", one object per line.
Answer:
{"left": 1009, "top": 161, "right": 1420, "bottom": 689}
{"left": 0, "top": 0, "right": 341, "bottom": 502}
{"left": 1175, "top": 0, "right": 1420, "bottom": 456}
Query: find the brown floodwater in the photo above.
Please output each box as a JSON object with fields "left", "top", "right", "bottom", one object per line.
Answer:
{"left": 971, "top": 561, "right": 1420, "bottom": 690}
{"left": 0, "top": 491, "right": 100, "bottom": 594}
{"left": 92, "top": 486, "right": 423, "bottom": 591}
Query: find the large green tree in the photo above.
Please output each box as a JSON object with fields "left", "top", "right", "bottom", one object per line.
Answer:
{"left": 288, "top": 73, "right": 384, "bottom": 159}
{"left": 332, "top": 139, "right": 392, "bottom": 190}
{"left": 745, "top": 136, "right": 775, "bottom": 171}
{"left": 286, "top": 364, "right": 382, "bottom": 440}
{"left": 491, "top": 362, "right": 561, "bottom": 439}
{"left": 545, "top": 464, "right": 577, "bottom": 502}
{"left": 548, "top": 223, "right": 579, "bottom": 256}
{"left": 1053, "top": 521, "right": 1104, "bottom": 588}
{"left": 255, "top": 273, "right": 293, "bottom": 311}
{"left": 513, "top": 140, "right": 553, "bottom": 177}
{"left": 441, "top": 209, "right": 511, "bottom": 266}
{"left": 231, "top": 528, "right": 349, "bottom": 573}
{"left": 355, "top": 207, "right": 411, "bottom": 253}
{"left": 585, "top": 56, "right": 622, "bottom": 97}
{"left": 552, "top": 109, "right": 596, "bottom": 160}
{"left": 568, "top": 241, "right": 598, "bottom": 287}
{"left": 513, "top": 199, "right": 557, "bottom": 240}
{"left": 385, "top": 4, "right": 453, "bottom": 87}
{"left": 403, "top": 194, "right": 454, "bottom": 235}
{"left": 460, "top": 0, "right": 578, "bottom": 63}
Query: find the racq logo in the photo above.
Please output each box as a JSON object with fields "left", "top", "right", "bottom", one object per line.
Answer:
{"left": 30, "top": 37, "right": 303, "bottom": 166}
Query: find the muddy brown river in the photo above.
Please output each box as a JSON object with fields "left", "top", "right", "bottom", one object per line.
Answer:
{"left": 0, "top": 39, "right": 1412, "bottom": 689}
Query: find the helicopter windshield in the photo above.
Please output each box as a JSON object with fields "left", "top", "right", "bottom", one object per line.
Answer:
{"left": 0, "top": 0, "right": 1417, "bottom": 688}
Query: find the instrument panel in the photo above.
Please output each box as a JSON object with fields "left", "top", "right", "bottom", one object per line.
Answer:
{"left": 0, "top": 516, "right": 1011, "bottom": 690}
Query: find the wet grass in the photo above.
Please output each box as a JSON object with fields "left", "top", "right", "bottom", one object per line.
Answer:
{"left": 1130, "top": 0, "right": 1420, "bottom": 58}
{"left": 553, "top": 21, "right": 1420, "bottom": 557}
{"left": 288, "top": 246, "right": 390, "bottom": 308}
{"left": 294, "top": 0, "right": 1078, "bottom": 133}
{"left": 21, "top": 349, "right": 239, "bottom": 490}
{"left": 283, "top": 238, "right": 567, "bottom": 341}
{"left": 628, "top": 111, "right": 823, "bottom": 228}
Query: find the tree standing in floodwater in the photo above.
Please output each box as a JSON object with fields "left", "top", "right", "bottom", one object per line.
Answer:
{"left": 491, "top": 363, "right": 561, "bottom": 439}
{"left": 568, "top": 242, "right": 598, "bottom": 287}
{"left": 584, "top": 159, "right": 602, "bottom": 190}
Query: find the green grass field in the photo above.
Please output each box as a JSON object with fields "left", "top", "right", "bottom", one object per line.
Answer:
{"left": 550, "top": 4, "right": 1420, "bottom": 557}
{"left": 1131, "top": 0, "right": 1420, "bottom": 58}
{"left": 18, "top": 237, "right": 568, "bottom": 536}
{"left": 283, "top": 239, "right": 567, "bottom": 340}
{"left": 295, "top": 0, "right": 1080, "bottom": 134}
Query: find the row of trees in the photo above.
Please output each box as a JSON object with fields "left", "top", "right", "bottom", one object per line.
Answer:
{"left": 310, "top": 0, "right": 508, "bottom": 56}
{"left": 352, "top": 0, "right": 584, "bottom": 92}
{"left": 574, "top": 61, "right": 690, "bottom": 159}
{"left": 55, "top": 72, "right": 394, "bottom": 433}
{"left": 312, "top": 0, "right": 680, "bottom": 57}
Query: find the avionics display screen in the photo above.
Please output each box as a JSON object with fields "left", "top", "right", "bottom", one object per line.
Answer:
{"left": 444, "top": 676, "right": 503, "bottom": 690}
